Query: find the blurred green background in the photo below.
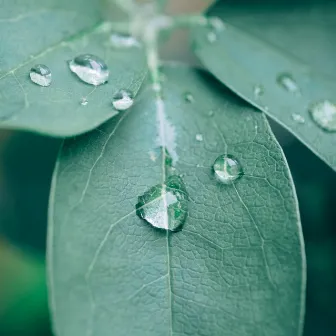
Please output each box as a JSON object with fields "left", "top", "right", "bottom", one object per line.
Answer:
{"left": 0, "top": 121, "right": 335, "bottom": 336}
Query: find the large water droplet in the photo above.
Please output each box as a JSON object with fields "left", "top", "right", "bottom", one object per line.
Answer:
{"left": 110, "top": 33, "right": 141, "bottom": 48}
{"left": 309, "top": 100, "right": 336, "bottom": 132}
{"left": 68, "top": 54, "right": 109, "bottom": 86}
{"left": 112, "top": 89, "right": 134, "bottom": 111}
{"left": 292, "top": 113, "right": 305, "bottom": 124}
{"left": 277, "top": 73, "right": 300, "bottom": 94}
{"left": 136, "top": 175, "right": 188, "bottom": 231}
{"left": 29, "top": 64, "right": 52, "bottom": 87}
{"left": 213, "top": 154, "right": 243, "bottom": 184}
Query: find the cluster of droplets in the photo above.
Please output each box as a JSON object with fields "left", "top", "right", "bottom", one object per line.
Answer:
{"left": 29, "top": 52, "right": 134, "bottom": 110}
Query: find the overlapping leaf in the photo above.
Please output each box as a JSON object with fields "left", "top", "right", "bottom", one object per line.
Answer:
{"left": 192, "top": 0, "right": 336, "bottom": 169}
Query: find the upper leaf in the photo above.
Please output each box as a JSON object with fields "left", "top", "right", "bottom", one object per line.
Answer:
{"left": 48, "top": 66, "right": 305, "bottom": 336}
{"left": 0, "top": 0, "right": 147, "bottom": 136}
{"left": 192, "top": 0, "right": 336, "bottom": 170}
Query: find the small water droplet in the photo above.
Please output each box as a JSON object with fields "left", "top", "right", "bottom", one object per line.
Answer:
{"left": 196, "top": 134, "right": 203, "bottom": 142}
{"left": 29, "top": 64, "right": 52, "bottom": 87}
{"left": 277, "top": 73, "right": 300, "bottom": 94}
{"left": 80, "top": 97, "right": 88, "bottom": 106}
{"left": 184, "top": 92, "right": 194, "bottom": 103}
{"left": 292, "top": 113, "right": 305, "bottom": 124}
{"left": 136, "top": 175, "right": 188, "bottom": 231}
{"left": 208, "top": 17, "right": 226, "bottom": 31}
{"left": 213, "top": 154, "right": 243, "bottom": 184}
{"left": 68, "top": 54, "right": 109, "bottom": 86}
{"left": 112, "top": 89, "right": 134, "bottom": 111}
{"left": 309, "top": 100, "right": 336, "bottom": 132}
{"left": 208, "top": 110, "right": 214, "bottom": 117}
{"left": 253, "top": 85, "right": 264, "bottom": 98}
{"left": 207, "top": 31, "right": 217, "bottom": 43}
{"left": 110, "top": 33, "right": 141, "bottom": 48}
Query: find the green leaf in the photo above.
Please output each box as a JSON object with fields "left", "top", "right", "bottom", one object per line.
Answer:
{"left": 0, "top": 0, "right": 147, "bottom": 136}
{"left": 48, "top": 66, "right": 305, "bottom": 335}
{"left": 192, "top": 0, "right": 336, "bottom": 170}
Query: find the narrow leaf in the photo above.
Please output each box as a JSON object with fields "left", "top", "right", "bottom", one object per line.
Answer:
{"left": 192, "top": 0, "right": 336, "bottom": 170}
{"left": 48, "top": 66, "right": 305, "bottom": 336}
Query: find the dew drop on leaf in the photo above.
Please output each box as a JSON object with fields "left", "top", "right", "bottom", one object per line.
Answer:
{"left": 291, "top": 113, "right": 305, "bottom": 124}
{"left": 29, "top": 64, "right": 52, "bottom": 87}
{"left": 112, "top": 89, "right": 134, "bottom": 111}
{"left": 80, "top": 97, "right": 88, "bottom": 106}
{"left": 68, "top": 54, "right": 109, "bottom": 86}
{"left": 276, "top": 73, "right": 300, "bottom": 94}
{"left": 207, "top": 31, "right": 217, "bottom": 43}
{"left": 184, "top": 92, "right": 194, "bottom": 103}
{"left": 196, "top": 134, "right": 203, "bottom": 142}
{"left": 309, "top": 100, "right": 336, "bottom": 132}
{"left": 136, "top": 175, "right": 188, "bottom": 231}
{"left": 253, "top": 85, "right": 264, "bottom": 98}
{"left": 208, "top": 17, "right": 226, "bottom": 32}
{"left": 110, "top": 33, "right": 141, "bottom": 48}
{"left": 213, "top": 154, "right": 244, "bottom": 184}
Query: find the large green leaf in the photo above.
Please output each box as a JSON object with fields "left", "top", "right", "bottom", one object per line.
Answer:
{"left": 0, "top": 0, "right": 147, "bottom": 136}
{"left": 48, "top": 66, "right": 305, "bottom": 336}
{"left": 192, "top": 0, "right": 336, "bottom": 170}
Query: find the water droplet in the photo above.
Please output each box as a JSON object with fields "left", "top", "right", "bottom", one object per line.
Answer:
{"left": 112, "top": 89, "right": 134, "bottom": 111}
{"left": 29, "top": 64, "right": 52, "bottom": 87}
{"left": 309, "top": 100, "right": 336, "bottom": 132}
{"left": 277, "top": 73, "right": 300, "bottom": 94}
{"left": 184, "top": 92, "right": 194, "bottom": 103}
{"left": 253, "top": 85, "right": 264, "bottom": 98}
{"left": 80, "top": 97, "right": 88, "bottom": 106}
{"left": 208, "top": 110, "right": 214, "bottom": 117}
{"left": 208, "top": 17, "right": 226, "bottom": 31}
{"left": 207, "top": 31, "right": 217, "bottom": 43}
{"left": 196, "top": 134, "right": 203, "bottom": 142}
{"left": 68, "top": 54, "right": 109, "bottom": 86}
{"left": 136, "top": 175, "right": 188, "bottom": 231}
{"left": 291, "top": 113, "right": 305, "bottom": 124}
{"left": 213, "top": 154, "right": 243, "bottom": 184}
{"left": 110, "top": 33, "right": 141, "bottom": 48}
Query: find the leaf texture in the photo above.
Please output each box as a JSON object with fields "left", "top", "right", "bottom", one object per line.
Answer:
{"left": 48, "top": 66, "right": 306, "bottom": 336}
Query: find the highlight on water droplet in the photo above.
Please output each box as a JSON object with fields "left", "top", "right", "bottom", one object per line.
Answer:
{"left": 213, "top": 154, "right": 244, "bottom": 184}
{"left": 112, "top": 89, "right": 134, "bottom": 111}
{"left": 276, "top": 73, "right": 300, "bottom": 94}
{"left": 136, "top": 175, "right": 188, "bottom": 231}
{"left": 184, "top": 92, "right": 194, "bottom": 103}
{"left": 196, "top": 134, "right": 203, "bottom": 142}
{"left": 292, "top": 113, "right": 305, "bottom": 124}
{"left": 110, "top": 32, "right": 141, "bottom": 49}
{"left": 68, "top": 54, "right": 109, "bottom": 86}
{"left": 253, "top": 85, "right": 264, "bottom": 98}
{"left": 309, "top": 100, "right": 336, "bottom": 132}
{"left": 29, "top": 64, "right": 52, "bottom": 87}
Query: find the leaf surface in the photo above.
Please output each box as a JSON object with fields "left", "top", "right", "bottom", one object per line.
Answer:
{"left": 192, "top": 0, "right": 336, "bottom": 169}
{"left": 48, "top": 66, "right": 305, "bottom": 336}
{"left": 0, "top": 0, "right": 147, "bottom": 136}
